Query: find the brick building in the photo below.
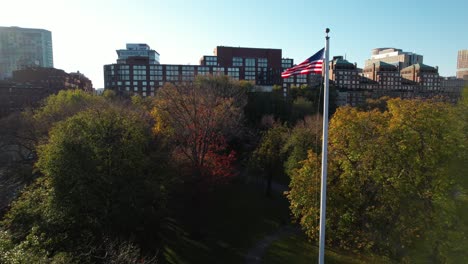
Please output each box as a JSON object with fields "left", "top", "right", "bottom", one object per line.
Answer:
{"left": 335, "top": 56, "right": 463, "bottom": 107}
{"left": 104, "top": 44, "right": 321, "bottom": 97}
{"left": 0, "top": 67, "right": 93, "bottom": 117}
{"left": 103, "top": 43, "right": 463, "bottom": 106}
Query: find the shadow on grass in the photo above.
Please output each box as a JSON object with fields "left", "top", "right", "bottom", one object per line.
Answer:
{"left": 262, "top": 233, "right": 395, "bottom": 264}
{"left": 161, "top": 181, "right": 291, "bottom": 264}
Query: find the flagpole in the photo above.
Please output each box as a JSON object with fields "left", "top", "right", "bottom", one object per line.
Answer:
{"left": 318, "top": 28, "right": 330, "bottom": 264}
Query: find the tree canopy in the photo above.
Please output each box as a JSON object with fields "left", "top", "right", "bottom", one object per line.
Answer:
{"left": 287, "top": 98, "right": 468, "bottom": 262}
{"left": 152, "top": 75, "right": 247, "bottom": 184}
{"left": 2, "top": 105, "right": 170, "bottom": 263}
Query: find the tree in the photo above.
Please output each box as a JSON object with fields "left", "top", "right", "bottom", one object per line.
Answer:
{"left": 287, "top": 98, "right": 467, "bottom": 261}
{"left": 249, "top": 124, "right": 289, "bottom": 196}
{"left": 289, "top": 97, "right": 314, "bottom": 123}
{"left": 152, "top": 75, "right": 247, "bottom": 184}
{"left": 282, "top": 114, "right": 323, "bottom": 177}
{"left": 32, "top": 89, "right": 106, "bottom": 140}
{"left": 244, "top": 84, "right": 292, "bottom": 127}
{"left": 0, "top": 90, "right": 108, "bottom": 218}
{"left": 2, "top": 105, "right": 170, "bottom": 262}
{"left": 0, "top": 89, "right": 107, "bottom": 169}
{"left": 289, "top": 83, "right": 338, "bottom": 118}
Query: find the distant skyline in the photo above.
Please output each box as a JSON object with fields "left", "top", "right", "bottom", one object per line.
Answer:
{"left": 1, "top": 0, "right": 467, "bottom": 88}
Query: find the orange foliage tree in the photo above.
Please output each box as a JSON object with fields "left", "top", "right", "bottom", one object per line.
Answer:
{"left": 152, "top": 75, "right": 247, "bottom": 184}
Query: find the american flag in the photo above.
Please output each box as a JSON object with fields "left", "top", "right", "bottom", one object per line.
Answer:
{"left": 281, "top": 48, "right": 324, "bottom": 78}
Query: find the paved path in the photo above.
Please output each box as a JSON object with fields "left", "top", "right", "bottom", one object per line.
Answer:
{"left": 245, "top": 225, "right": 300, "bottom": 264}
{"left": 244, "top": 177, "right": 300, "bottom": 264}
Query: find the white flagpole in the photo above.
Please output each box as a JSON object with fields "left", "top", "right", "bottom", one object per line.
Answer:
{"left": 318, "top": 28, "right": 330, "bottom": 264}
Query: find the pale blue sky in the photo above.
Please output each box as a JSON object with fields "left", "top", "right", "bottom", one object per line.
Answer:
{"left": 1, "top": 0, "right": 467, "bottom": 87}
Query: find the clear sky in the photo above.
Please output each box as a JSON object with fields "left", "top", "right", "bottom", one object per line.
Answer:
{"left": 1, "top": 0, "right": 467, "bottom": 88}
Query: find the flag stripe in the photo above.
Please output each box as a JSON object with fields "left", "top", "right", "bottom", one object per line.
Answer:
{"left": 281, "top": 48, "right": 324, "bottom": 78}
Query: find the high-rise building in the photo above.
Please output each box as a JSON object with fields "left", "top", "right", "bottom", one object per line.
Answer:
{"left": 0, "top": 26, "right": 53, "bottom": 80}
{"left": 457, "top": 49, "right": 468, "bottom": 80}
{"left": 365, "top": 48, "right": 423, "bottom": 70}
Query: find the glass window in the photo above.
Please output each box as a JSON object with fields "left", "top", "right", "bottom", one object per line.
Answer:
{"left": 282, "top": 59, "right": 293, "bottom": 69}
{"left": 166, "top": 65, "right": 179, "bottom": 70}
{"left": 150, "top": 65, "right": 162, "bottom": 70}
{"left": 297, "top": 75, "right": 307, "bottom": 83}
{"left": 166, "top": 76, "right": 179, "bottom": 81}
{"left": 213, "top": 67, "right": 225, "bottom": 75}
{"left": 258, "top": 58, "right": 267, "bottom": 67}
{"left": 245, "top": 58, "right": 255, "bottom": 67}
{"left": 233, "top": 57, "right": 243, "bottom": 66}
{"left": 227, "top": 67, "right": 239, "bottom": 80}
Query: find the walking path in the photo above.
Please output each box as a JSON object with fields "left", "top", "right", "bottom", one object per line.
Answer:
{"left": 244, "top": 177, "right": 300, "bottom": 264}
{"left": 245, "top": 225, "right": 300, "bottom": 264}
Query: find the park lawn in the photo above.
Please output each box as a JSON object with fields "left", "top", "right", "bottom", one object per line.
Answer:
{"left": 262, "top": 233, "right": 395, "bottom": 264}
{"left": 163, "top": 180, "right": 291, "bottom": 264}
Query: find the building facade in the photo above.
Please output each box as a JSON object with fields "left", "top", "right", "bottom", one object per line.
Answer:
{"left": 0, "top": 26, "right": 53, "bottom": 80}
{"left": 104, "top": 44, "right": 317, "bottom": 97}
{"left": 365, "top": 48, "right": 423, "bottom": 70}
{"left": 0, "top": 67, "right": 93, "bottom": 117}
{"left": 335, "top": 55, "right": 462, "bottom": 107}
{"left": 103, "top": 44, "right": 463, "bottom": 104}
{"left": 457, "top": 49, "right": 468, "bottom": 80}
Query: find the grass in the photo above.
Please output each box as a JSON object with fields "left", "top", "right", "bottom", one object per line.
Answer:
{"left": 163, "top": 176, "right": 468, "bottom": 263}
{"left": 162, "top": 180, "right": 291, "bottom": 264}
{"left": 262, "top": 233, "right": 395, "bottom": 264}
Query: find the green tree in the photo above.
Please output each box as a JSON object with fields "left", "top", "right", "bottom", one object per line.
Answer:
{"left": 289, "top": 83, "right": 338, "bottom": 118}
{"left": 250, "top": 124, "right": 289, "bottom": 196}
{"left": 282, "top": 114, "right": 323, "bottom": 177}
{"left": 290, "top": 97, "right": 314, "bottom": 123}
{"left": 0, "top": 89, "right": 106, "bottom": 166}
{"left": 287, "top": 98, "right": 467, "bottom": 261}
{"left": 2, "top": 105, "right": 170, "bottom": 262}
{"left": 244, "top": 89, "right": 291, "bottom": 127}
{"left": 38, "top": 106, "right": 168, "bottom": 238}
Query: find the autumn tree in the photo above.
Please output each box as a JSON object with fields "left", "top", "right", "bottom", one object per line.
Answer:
{"left": 152, "top": 75, "right": 247, "bottom": 184}
{"left": 287, "top": 98, "right": 468, "bottom": 261}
